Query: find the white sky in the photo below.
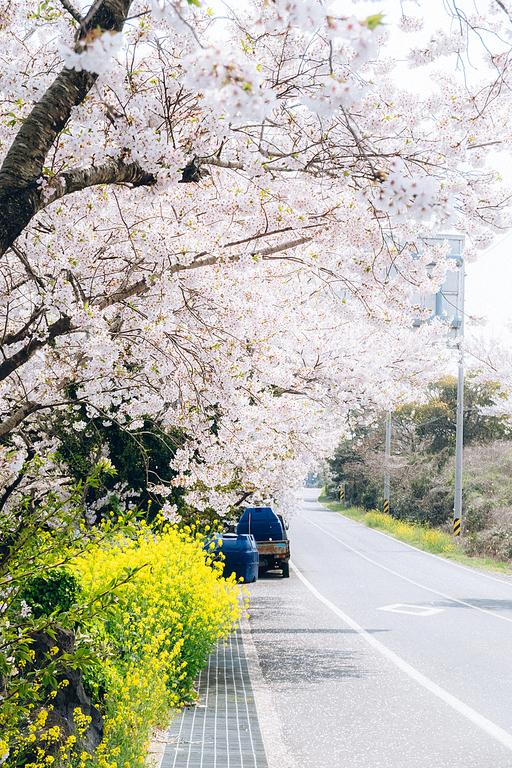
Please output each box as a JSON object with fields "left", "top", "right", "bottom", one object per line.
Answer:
{"left": 463, "top": 148, "right": 512, "bottom": 343}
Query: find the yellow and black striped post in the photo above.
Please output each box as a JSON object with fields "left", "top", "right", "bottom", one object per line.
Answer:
{"left": 339, "top": 489, "right": 345, "bottom": 502}
{"left": 453, "top": 518, "right": 461, "bottom": 536}
{"left": 383, "top": 499, "right": 389, "bottom": 515}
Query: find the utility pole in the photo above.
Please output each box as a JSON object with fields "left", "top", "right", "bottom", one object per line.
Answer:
{"left": 384, "top": 412, "right": 391, "bottom": 515}
{"left": 454, "top": 350, "right": 463, "bottom": 536}
{"left": 453, "top": 255, "right": 465, "bottom": 536}
{"left": 410, "top": 235, "right": 465, "bottom": 535}
{"left": 382, "top": 233, "right": 465, "bottom": 527}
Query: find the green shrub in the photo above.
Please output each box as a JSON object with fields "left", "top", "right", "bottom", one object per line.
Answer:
{"left": 361, "top": 482, "right": 379, "bottom": 511}
{"left": 19, "top": 568, "right": 81, "bottom": 618}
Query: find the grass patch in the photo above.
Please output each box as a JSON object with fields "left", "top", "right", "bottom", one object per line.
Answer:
{"left": 318, "top": 494, "right": 512, "bottom": 574}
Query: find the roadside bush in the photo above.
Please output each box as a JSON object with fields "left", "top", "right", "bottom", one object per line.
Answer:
{"left": 74, "top": 522, "right": 240, "bottom": 768}
{"left": 365, "top": 511, "right": 455, "bottom": 554}
{"left": 1, "top": 462, "right": 240, "bottom": 768}
{"left": 464, "top": 497, "right": 494, "bottom": 533}
{"left": 19, "top": 569, "right": 82, "bottom": 619}
{"left": 0, "top": 471, "right": 141, "bottom": 768}
{"left": 464, "top": 525, "right": 512, "bottom": 561}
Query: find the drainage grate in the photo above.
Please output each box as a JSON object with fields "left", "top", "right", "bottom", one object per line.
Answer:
{"left": 162, "top": 628, "right": 268, "bottom": 768}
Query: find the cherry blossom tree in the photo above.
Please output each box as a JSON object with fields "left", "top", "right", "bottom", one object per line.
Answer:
{"left": 1, "top": 0, "right": 512, "bottom": 518}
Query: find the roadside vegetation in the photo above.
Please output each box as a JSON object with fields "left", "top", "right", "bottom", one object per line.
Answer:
{"left": 0, "top": 479, "right": 240, "bottom": 768}
{"left": 321, "top": 375, "right": 512, "bottom": 572}
{"left": 318, "top": 496, "right": 512, "bottom": 574}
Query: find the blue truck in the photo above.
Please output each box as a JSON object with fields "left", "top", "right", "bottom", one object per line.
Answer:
{"left": 237, "top": 506, "right": 290, "bottom": 578}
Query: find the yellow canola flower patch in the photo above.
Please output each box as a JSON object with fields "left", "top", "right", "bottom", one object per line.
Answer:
{"left": 365, "top": 511, "right": 454, "bottom": 553}
{"left": 75, "top": 523, "right": 240, "bottom": 768}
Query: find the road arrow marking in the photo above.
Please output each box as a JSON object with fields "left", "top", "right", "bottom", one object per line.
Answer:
{"left": 379, "top": 603, "right": 444, "bottom": 616}
{"left": 299, "top": 511, "right": 512, "bottom": 624}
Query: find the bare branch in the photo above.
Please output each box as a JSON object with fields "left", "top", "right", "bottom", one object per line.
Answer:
{"left": 10, "top": 244, "right": 46, "bottom": 289}
{"left": 0, "top": 403, "right": 43, "bottom": 439}
{"left": 58, "top": 0, "right": 83, "bottom": 23}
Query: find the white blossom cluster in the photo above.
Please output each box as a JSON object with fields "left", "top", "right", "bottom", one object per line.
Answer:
{"left": 1, "top": 0, "right": 512, "bottom": 517}
{"left": 368, "top": 163, "right": 456, "bottom": 223}
{"left": 407, "top": 29, "right": 466, "bottom": 67}
{"left": 59, "top": 31, "right": 124, "bottom": 76}
{"left": 183, "top": 46, "right": 277, "bottom": 123}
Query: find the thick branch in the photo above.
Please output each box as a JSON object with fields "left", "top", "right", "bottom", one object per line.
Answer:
{"left": 197, "top": 156, "right": 244, "bottom": 171}
{"left": 0, "top": 0, "right": 134, "bottom": 256}
{"left": 60, "top": 160, "right": 157, "bottom": 198}
{"left": 0, "top": 316, "right": 72, "bottom": 383}
{"left": 0, "top": 404, "right": 43, "bottom": 440}
{"left": 0, "top": 68, "right": 96, "bottom": 195}
{"left": 2, "top": 307, "right": 45, "bottom": 347}
{"left": 94, "top": 277, "right": 150, "bottom": 309}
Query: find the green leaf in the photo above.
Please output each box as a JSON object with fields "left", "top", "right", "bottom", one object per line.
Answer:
{"left": 364, "top": 13, "right": 384, "bottom": 29}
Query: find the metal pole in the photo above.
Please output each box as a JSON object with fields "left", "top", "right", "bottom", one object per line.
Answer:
{"left": 384, "top": 412, "right": 391, "bottom": 514}
{"left": 454, "top": 352, "right": 463, "bottom": 536}
{"left": 453, "top": 255, "right": 465, "bottom": 537}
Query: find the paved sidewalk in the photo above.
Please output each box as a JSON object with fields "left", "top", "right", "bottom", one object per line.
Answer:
{"left": 161, "top": 627, "right": 269, "bottom": 768}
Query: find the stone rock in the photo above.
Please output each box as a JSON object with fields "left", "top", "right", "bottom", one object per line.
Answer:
{"left": 35, "top": 708, "right": 73, "bottom": 756}
{"left": 29, "top": 627, "right": 104, "bottom": 754}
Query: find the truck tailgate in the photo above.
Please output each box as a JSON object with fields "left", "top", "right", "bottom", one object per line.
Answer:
{"left": 256, "top": 540, "right": 289, "bottom": 557}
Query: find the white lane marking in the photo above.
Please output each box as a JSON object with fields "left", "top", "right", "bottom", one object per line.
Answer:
{"left": 291, "top": 561, "right": 512, "bottom": 752}
{"left": 313, "top": 496, "right": 512, "bottom": 587}
{"left": 379, "top": 603, "right": 445, "bottom": 616}
{"left": 298, "top": 511, "right": 512, "bottom": 625}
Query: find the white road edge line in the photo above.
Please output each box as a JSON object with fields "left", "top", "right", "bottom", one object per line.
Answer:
{"left": 298, "top": 511, "right": 512, "bottom": 625}
{"left": 290, "top": 561, "right": 512, "bottom": 752}
{"left": 240, "top": 607, "right": 296, "bottom": 768}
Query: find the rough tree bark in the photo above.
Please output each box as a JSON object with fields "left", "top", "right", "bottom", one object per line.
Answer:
{"left": 0, "top": 0, "right": 142, "bottom": 257}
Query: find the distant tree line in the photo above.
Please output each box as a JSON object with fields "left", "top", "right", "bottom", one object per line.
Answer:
{"left": 324, "top": 376, "right": 512, "bottom": 527}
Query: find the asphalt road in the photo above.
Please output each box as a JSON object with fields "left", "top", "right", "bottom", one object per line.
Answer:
{"left": 246, "top": 488, "right": 512, "bottom": 768}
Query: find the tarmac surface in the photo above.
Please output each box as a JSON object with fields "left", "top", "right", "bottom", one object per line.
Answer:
{"left": 159, "top": 489, "right": 512, "bottom": 768}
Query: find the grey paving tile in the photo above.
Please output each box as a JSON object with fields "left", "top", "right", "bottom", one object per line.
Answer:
{"left": 163, "top": 626, "right": 268, "bottom": 768}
